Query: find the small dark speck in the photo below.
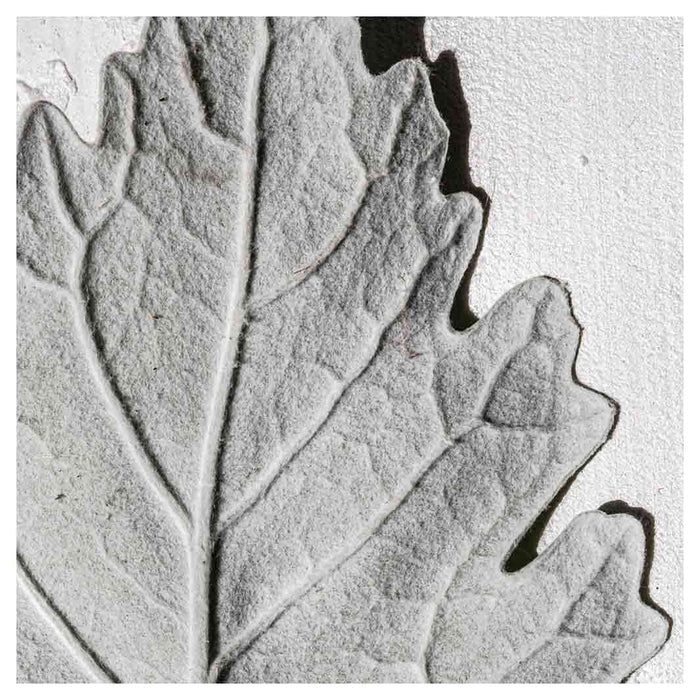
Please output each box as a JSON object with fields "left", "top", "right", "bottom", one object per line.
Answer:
{"left": 55, "top": 493, "right": 66, "bottom": 501}
{"left": 150, "top": 314, "right": 161, "bottom": 320}
{"left": 153, "top": 367, "right": 158, "bottom": 371}
{"left": 159, "top": 97, "right": 168, "bottom": 102}
{"left": 144, "top": 120, "right": 150, "bottom": 126}
{"left": 580, "top": 155, "right": 589, "bottom": 166}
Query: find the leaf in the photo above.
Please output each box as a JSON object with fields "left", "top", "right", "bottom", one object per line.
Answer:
{"left": 16, "top": 17, "right": 668, "bottom": 683}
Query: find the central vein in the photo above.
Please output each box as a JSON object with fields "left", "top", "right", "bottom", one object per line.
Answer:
{"left": 187, "top": 18, "right": 270, "bottom": 684}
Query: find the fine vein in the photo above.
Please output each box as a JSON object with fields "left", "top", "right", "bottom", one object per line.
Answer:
{"left": 209, "top": 426, "right": 487, "bottom": 680}
{"left": 215, "top": 293, "right": 411, "bottom": 538}
{"left": 216, "top": 91, "right": 437, "bottom": 537}
{"left": 72, "top": 245, "right": 192, "bottom": 541}
{"left": 215, "top": 317, "right": 538, "bottom": 677}
{"left": 41, "top": 107, "right": 193, "bottom": 542}
{"left": 496, "top": 542, "right": 623, "bottom": 681}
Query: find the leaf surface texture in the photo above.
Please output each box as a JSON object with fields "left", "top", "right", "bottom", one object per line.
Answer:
{"left": 16, "top": 17, "right": 667, "bottom": 683}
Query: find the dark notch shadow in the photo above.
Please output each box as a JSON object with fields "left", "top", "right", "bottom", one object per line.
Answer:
{"left": 359, "top": 17, "right": 490, "bottom": 330}
{"left": 358, "top": 18, "right": 671, "bottom": 674}
{"left": 500, "top": 316, "right": 622, "bottom": 575}
{"left": 499, "top": 290, "right": 671, "bottom": 661}
{"left": 598, "top": 500, "right": 674, "bottom": 682}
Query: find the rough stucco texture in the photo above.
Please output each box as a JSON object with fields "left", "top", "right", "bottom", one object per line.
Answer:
{"left": 16, "top": 16, "right": 682, "bottom": 682}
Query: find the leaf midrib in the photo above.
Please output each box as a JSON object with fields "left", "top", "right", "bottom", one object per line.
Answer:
{"left": 186, "top": 17, "right": 271, "bottom": 683}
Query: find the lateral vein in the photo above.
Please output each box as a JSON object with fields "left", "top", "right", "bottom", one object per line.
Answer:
{"left": 17, "top": 555, "right": 119, "bottom": 683}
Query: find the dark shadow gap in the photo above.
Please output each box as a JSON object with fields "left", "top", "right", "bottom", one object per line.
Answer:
{"left": 359, "top": 17, "right": 490, "bottom": 330}
{"left": 598, "top": 500, "right": 674, "bottom": 683}
{"left": 503, "top": 357, "right": 621, "bottom": 575}
{"left": 500, "top": 288, "right": 671, "bottom": 644}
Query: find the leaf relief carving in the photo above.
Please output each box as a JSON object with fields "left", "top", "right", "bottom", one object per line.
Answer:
{"left": 16, "top": 17, "right": 668, "bottom": 683}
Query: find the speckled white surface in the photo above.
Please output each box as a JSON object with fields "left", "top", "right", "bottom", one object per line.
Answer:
{"left": 16, "top": 16, "right": 682, "bottom": 683}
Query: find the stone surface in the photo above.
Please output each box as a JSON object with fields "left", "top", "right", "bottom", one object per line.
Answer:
{"left": 16, "top": 17, "right": 145, "bottom": 142}
{"left": 16, "top": 17, "right": 670, "bottom": 683}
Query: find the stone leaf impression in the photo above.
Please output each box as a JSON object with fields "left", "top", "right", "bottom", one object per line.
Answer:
{"left": 17, "top": 17, "right": 668, "bottom": 683}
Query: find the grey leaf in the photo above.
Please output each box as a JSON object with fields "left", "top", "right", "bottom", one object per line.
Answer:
{"left": 16, "top": 17, "right": 668, "bottom": 683}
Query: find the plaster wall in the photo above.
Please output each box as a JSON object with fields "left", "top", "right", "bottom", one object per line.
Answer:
{"left": 16, "top": 16, "right": 683, "bottom": 683}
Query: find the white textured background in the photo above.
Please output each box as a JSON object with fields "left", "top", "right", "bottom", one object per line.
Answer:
{"left": 17, "top": 16, "right": 683, "bottom": 683}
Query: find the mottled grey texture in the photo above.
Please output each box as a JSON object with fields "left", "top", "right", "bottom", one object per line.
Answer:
{"left": 16, "top": 17, "right": 668, "bottom": 683}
